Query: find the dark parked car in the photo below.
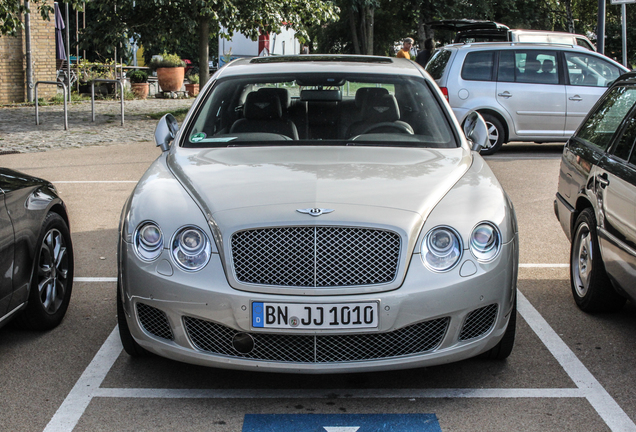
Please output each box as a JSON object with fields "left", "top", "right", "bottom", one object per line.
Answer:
{"left": 0, "top": 168, "right": 73, "bottom": 330}
{"left": 555, "top": 72, "right": 636, "bottom": 312}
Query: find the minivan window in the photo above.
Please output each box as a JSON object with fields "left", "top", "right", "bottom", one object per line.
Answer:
{"left": 565, "top": 52, "right": 622, "bottom": 87}
{"left": 497, "top": 50, "right": 558, "bottom": 84}
{"left": 461, "top": 51, "right": 494, "bottom": 81}
{"left": 425, "top": 49, "right": 452, "bottom": 80}
{"left": 514, "top": 50, "right": 559, "bottom": 84}
{"left": 576, "top": 86, "right": 636, "bottom": 151}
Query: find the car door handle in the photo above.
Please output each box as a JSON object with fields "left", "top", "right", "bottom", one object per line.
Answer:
{"left": 569, "top": 95, "right": 583, "bottom": 101}
{"left": 596, "top": 173, "right": 610, "bottom": 188}
{"left": 498, "top": 92, "right": 512, "bottom": 98}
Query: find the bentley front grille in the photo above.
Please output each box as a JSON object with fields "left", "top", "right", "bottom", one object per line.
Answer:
{"left": 183, "top": 316, "right": 450, "bottom": 363}
{"left": 459, "top": 304, "right": 498, "bottom": 341}
{"left": 231, "top": 227, "right": 401, "bottom": 287}
{"left": 137, "top": 303, "right": 174, "bottom": 341}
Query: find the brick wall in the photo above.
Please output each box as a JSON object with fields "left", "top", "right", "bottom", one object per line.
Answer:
{"left": 0, "top": 1, "right": 56, "bottom": 104}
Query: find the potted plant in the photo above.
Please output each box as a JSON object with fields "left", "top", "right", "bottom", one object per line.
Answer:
{"left": 128, "top": 70, "right": 149, "bottom": 99}
{"left": 150, "top": 52, "right": 186, "bottom": 92}
{"left": 185, "top": 73, "right": 199, "bottom": 97}
{"left": 77, "top": 60, "right": 117, "bottom": 95}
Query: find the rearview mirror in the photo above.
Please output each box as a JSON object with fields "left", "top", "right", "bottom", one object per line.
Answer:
{"left": 462, "top": 111, "right": 490, "bottom": 152}
{"left": 155, "top": 113, "right": 179, "bottom": 152}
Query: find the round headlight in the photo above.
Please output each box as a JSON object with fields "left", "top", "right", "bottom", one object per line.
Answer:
{"left": 134, "top": 222, "right": 164, "bottom": 261}
{"left": 470, "top": 222, "right": 501, "bottom": 262}
{"left": 171, "top": 226, "right": 211, "bottom": 271}
{"left": 421, "top": 226, "right": 462, "bottom": 272}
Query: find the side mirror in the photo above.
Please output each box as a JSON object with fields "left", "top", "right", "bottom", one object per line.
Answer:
{"left": 154, "top": 113, "right": 179, "bottom": 152}
{"left": 462, "top": 111, "right": 490, "bottom": 152}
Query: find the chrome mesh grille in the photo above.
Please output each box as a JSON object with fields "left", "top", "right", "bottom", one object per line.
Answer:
{"left": 137, "top": 303, "right": 174, "bottom": 341}
{"left": 183, "top": 316, "right": 449, "bottom": 363}
{"left": 231, "top": 227, "right": 401, "bottom": 287}
{"left": 459, "top": 304, "right": 498, "bottom": 341}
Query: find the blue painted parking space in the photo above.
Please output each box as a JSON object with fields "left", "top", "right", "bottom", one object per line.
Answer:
{"left": 242, "top": 414, "right": 442, "bottom": 431}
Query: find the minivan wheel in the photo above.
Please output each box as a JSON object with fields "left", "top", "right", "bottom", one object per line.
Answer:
{"left": 479, "top": 114, "right": 505, "bottom": 155}
{"left": 570, "top": 208, "right": 625, "bottom": 312}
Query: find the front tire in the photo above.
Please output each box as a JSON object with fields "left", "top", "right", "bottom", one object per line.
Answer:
{"left": 481, "top": 295, "right": 516, "bottom": 360}
{"left": 117, "top": 281, "right": 149, "bottom": 357}
{"left": 15, "top": 212, "right": 74, "bottom": 330}
{"left": 570, "top": 208, "right": 625, "bottom": 312}
{"left": 480, "top": 113, "right": 505, "bottom": 155}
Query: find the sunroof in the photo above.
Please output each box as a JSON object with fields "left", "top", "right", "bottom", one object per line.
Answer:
{"left": 250, "top": 55, "right": 393, "bottom": 64}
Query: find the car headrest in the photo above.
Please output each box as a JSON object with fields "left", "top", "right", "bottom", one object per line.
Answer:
{"left": 541, "top": 59, "right": 554, "bottom": 73}
{"left": 362, "top": 93, "right": 400, "bottom": 122}
{"left": 525, "top": 59, "right": 541, "bottom": 73}
{"left": 355, "top": 87, "right": 389, "bottom": 108}
{"left": 257, "top": 87, "right": 291, "bottom": 109}
{"left": 243, "top": 91, "right": 283, "bottom": 120}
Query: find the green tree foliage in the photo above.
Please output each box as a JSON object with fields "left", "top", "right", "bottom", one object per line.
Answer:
{"left": 76, "top": 0, "right": 338, "bottom": 84}
{"left": 309, "top": 0, "right": 636, "bottom": 67}
{"left": 0, "top": 0, "right": 84, "bottom": 36}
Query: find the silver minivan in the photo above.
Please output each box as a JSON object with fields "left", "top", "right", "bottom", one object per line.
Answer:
{"left": 426, "top": 42, "right": 629, "bottom": 154}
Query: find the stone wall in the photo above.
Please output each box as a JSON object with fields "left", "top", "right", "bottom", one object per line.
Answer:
{"left": 0, "top": 1, "right": 57, "bottom": 104}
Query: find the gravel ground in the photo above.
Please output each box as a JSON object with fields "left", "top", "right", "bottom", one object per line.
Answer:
{"left": 0, "top": 98, "right": 194, "bottom": 153}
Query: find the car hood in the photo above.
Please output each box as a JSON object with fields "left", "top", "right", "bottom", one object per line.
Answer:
{"left": 168, "top": 145, "right": 471, "bottom": 222}
{"left": 165, "top": 145, "right": 472, "bottom": 295}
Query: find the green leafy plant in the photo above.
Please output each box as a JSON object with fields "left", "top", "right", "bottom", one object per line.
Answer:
{"left": 128, "top": 70, "right": 148, "bottom": 83}
{"left": 149, "top": 52, "right": 186, "bottom": 70}
{"left": 187, "top": 73, "right": 200, "bottom": 84}
{"left": 75, "top": 59, "right": 117, "bottom": 84}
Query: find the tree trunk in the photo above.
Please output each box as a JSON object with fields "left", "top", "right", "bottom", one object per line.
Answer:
{"left": 360, "top": 8, "right": 367, "bottom": 54}
{"left": 365, "top": 6, "right": 374, "bottom": 55}
{"left": 199, "top": 15, "right": 210, "bottom": 85}
{"left": 564, "top": 0, "right": 575, "bottom": 33}
{"left": 349, "top": 6, "right": 361, "bottom": 54}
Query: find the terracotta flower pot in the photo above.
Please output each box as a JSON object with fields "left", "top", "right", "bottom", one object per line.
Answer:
{"left": 185, "top": 83, "right": 199, "bottom": 97}
{"left": 131, "top": 82, "right": 149, "bottom": 99}
{"left": 156, "top": 67, "right": 185, "bottom": 92}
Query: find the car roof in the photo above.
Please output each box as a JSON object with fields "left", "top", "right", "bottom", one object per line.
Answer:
{"left": 215, "top": 55, "right": 424, "bottom": 79}
{"left": 441, "top": 41, "right": 584, "bottom": 50}
{"left": 613, "top": 71, "right": 636, "bottom": 85}
{"left": 427, "top": 19, "right": 510, "bottom": 32}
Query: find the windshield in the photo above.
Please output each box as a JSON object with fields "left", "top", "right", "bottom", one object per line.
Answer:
{"left": 183, "top": 73, "right": 457, "bottom": 148}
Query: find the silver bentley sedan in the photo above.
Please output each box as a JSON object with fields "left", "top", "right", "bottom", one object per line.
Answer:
{"left": 117, "top": 55, "right": 519, "bottom": 373}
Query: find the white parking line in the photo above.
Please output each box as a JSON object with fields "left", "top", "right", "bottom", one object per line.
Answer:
{"left": 517, "top": 291, "right": 635, "bottom": 431}
{"left": 46, "top": 288, "right": 635, "bottom": 431}
{"left": 43, "top": 328, "right": 122, "bottom": 432}
{"left": 53, "top": 181, "right": 138, "bottom": 184}
{"left": 75, "top": 277, "right": 118, "bottom": 282}
{"left": 94, "top": 387, "right": 583, "bottom": 399}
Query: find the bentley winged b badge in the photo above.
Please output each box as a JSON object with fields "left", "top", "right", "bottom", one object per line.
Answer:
{"left": 296, "top": 208, "right": 335, "bottom": 217}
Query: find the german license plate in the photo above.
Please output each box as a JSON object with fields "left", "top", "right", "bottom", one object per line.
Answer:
{"left": 251, "top": 302, "right": 378, "bottom": 329}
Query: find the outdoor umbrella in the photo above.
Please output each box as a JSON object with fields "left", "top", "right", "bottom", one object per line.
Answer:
{"left": 55, "top": 2, "right": 66, "bottom": 60}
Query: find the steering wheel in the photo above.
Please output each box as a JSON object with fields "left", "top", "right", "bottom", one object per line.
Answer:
{"left": 358, "top": 122, "right": 415, "bottom": 136}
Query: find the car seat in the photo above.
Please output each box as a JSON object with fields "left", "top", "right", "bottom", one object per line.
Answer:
{"left": 230, "top": 91, "right": 299, "bottom": 139}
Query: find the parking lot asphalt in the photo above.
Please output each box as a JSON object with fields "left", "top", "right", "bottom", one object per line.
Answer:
{"left": 1, "top": 140, "right": 636, "bottom": 432}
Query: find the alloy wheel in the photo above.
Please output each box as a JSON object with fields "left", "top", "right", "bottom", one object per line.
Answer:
{"left": 37, "top": 228, "right": 70, "bottom": 314}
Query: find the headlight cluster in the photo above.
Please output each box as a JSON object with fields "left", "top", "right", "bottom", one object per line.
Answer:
{"left": 134, "top": 222, "right": 164, "bottom": 261}
{"left": 171, "top": 226, "right": 212, "bottom": 271}
{"left": 133, "top": 222, "right": 211, "bottom": 271}
{"left": 470, "top": 222, "right": 501, "bottom": 262}
{"left": 421, "top": 226, "right": 463, "bottom": 272}
{"left": 421, "top": 222, "right": 501, "bottom": 272}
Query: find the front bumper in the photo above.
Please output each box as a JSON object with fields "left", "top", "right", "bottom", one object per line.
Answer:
{"left": 554, "top": 192, "right": 576, "bottom": 242}
{"left": 119, "top": 240, "right": 517, "bottom": 373}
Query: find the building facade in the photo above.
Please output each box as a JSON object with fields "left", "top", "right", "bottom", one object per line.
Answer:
{"left": 0, "top": 1, "right": 56, "bottom": 104}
